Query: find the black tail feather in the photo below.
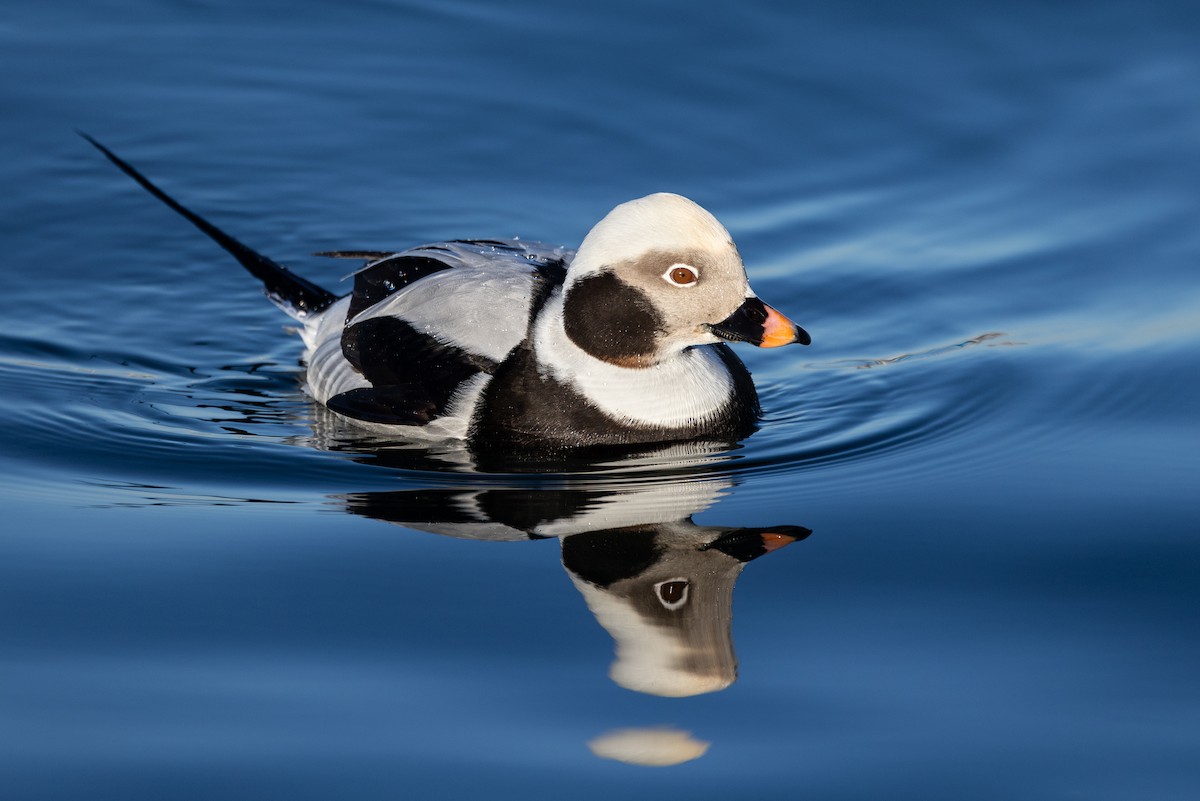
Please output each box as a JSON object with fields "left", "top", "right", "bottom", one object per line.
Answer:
{"left": 79, "top": 131, "right": 338, "bottom": 318}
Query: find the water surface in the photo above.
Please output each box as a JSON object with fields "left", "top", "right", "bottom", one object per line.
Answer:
{"left": 2, "top": 1, "right": 1199, "bottom": 798}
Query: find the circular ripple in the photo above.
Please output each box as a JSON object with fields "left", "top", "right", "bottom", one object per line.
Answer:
{"left": 0, "top": 322, "right": 1054, "bottom": 507}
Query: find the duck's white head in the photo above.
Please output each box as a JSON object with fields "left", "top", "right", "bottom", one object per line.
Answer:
{"left": 562, "top": 193, "right": 809, "bottom": 367}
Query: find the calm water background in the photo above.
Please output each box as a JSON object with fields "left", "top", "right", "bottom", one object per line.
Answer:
{"left": 2, "top": 0, "right": 1199, "bottom": 798}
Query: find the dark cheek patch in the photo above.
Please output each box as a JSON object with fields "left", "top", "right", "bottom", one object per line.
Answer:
{"left": 562, "top": 271, "right": 664, "bottom": 366}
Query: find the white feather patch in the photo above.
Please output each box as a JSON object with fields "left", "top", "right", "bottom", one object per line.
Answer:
{"left": 302, "top": 297, "right": 367, "bottom": 404}
{"left": 347, "top": 264, "right": 538, "bottom": 363}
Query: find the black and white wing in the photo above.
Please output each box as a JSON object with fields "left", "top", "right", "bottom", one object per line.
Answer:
{"left": 303, "top": 240, "right": 570, "bottom": 436}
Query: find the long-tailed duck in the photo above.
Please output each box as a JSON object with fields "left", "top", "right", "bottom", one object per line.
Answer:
{"left": 83, "top": 134, "right": 809, "bottom": 449}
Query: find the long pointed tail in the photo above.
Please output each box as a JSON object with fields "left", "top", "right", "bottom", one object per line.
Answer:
{"left": 79, "top": 132, "right": 338, "bottom": 319}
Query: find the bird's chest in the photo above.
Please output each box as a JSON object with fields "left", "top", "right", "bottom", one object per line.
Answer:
{"left": 470, "top": 343, "right": 758, "bottom": 448}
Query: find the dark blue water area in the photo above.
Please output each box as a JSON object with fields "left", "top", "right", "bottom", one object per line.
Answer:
{"left": 3, "top": 0, "right": 1200, "bottom": 798}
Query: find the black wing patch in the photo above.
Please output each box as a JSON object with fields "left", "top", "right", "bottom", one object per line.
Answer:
{"left": 335, "top": 316, "right": 496, "bottom": 426}
{"left": 347, "top": 255, "right": 452, "bottom": 319}
{"left": 326, "top": 386, "right": 442, "bottom": 425}
{"left": 315, "top": 250, "right": 397, "bottom": 260}
{"left": 342, "top": 316, "right": 496, "bottom": 382}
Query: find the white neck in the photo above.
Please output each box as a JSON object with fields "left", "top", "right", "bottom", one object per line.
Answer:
{"left": 532, "top": 291, "right": 734, "bottom": 429}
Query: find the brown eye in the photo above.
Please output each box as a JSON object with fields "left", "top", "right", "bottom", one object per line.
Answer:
{"left": 664, "top": 264, "right": 698, "bottom": 287}
{"left": 655, "top": 579, "right": 690, "bottom": 609}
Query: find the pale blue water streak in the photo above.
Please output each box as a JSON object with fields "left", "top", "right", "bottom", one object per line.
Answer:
{"left": 1, "top": 1, "right": 1199, "bottom": 799}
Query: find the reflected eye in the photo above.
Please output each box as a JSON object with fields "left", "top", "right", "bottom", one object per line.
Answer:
{"left": 663, "top": 264, "right": 698, "bottom": 287}
{"left": 654, "top": 579, "right": 690, "bottom": 610}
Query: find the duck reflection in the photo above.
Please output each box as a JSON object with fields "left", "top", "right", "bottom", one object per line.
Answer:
{"left": 564, "top": 520, "right": 806, "bottom": 696}
{"left": 343, "top": 478, "right": 810, "bottom": 697}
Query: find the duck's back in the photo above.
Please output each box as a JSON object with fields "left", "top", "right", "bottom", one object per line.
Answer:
{"left": 303, "top": 240, "right": 570, "bottom": 438}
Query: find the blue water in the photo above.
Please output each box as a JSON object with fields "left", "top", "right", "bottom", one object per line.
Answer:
{"left": 3, "top": 0, "right": 1199, "bottom": 798}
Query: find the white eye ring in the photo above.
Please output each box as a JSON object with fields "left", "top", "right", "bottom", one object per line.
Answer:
{"left": 654, "top": 578, "right": 690, "bottom": 610}
{"left": 662, "top": 264, "right": 699, "bottom": 287}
